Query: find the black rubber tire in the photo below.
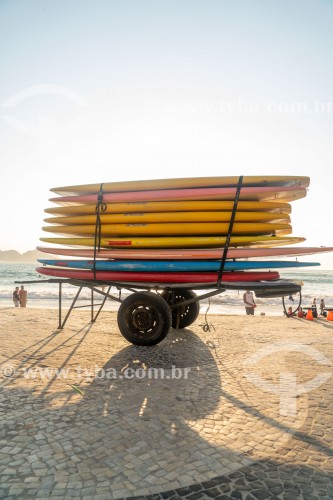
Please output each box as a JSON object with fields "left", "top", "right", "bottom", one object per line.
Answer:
{"left": 117, "top": 292, "right": 172, "bottom": 346}
{"left": 160, "top": 289, "right": 200, "bottom": 329}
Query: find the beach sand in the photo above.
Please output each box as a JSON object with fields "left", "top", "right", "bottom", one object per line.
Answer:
{"left": 1, "top": 307, "right": 333, "bottom": 498}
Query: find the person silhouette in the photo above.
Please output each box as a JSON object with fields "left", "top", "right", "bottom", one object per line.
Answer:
{"left": 319, "top": 298, "right": 326, "bottom": 316}
{"left": 19, "top": 285, "right": 28, "bottom": 307}
{"left": 12, "top": 287, "right": 20, "bottom": 307}
{"left": 243, "top": 290, "right": 256, "bottom": 315}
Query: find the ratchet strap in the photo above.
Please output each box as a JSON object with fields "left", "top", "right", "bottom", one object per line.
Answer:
{"left": 217, "top": 175, "right": 243, "bottom": 288}
{"left": 93, "top": 183, "right": 106, "bottom": 279}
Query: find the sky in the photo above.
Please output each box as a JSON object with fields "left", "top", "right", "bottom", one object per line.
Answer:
{"left": 1, "top": 0, "right": 333, "bottom": 268}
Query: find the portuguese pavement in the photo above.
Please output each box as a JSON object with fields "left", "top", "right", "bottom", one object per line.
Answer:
{"left": 0, "top": 309, "right": 333, "bottom": 499}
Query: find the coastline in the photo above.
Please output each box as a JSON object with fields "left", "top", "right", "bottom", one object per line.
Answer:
{"left": 1, "top": 262, "right": 333, "bottom": 317}
{"left": 0, "top": 298, "right": 290, "bottom": 317}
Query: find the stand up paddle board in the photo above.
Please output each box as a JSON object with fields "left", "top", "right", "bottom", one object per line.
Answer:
{"left": 35, "top": 267, "right": 280, "bottom": 284}
{"left": 37, "top": 259, "right": 320, "bottom": 272}
{"left": 50, "top": 186, "right": 307, "bottom": 205}
{"left": 44, "top": 200, "right": 293, "bottom": 215}
{"left": 44, "top": 210, "right": 291, "bottom": 225}
{"left": 39, "top": 235, "right": 305, "bottom": 248}
{"left": 36, "top": 246, "right": 333, "bottom": 260}
{"left": 50, "top": 175, "right": 310, "bottom": 195}
{"left": 42, "top": 222, "right": 292, "bottom": 237}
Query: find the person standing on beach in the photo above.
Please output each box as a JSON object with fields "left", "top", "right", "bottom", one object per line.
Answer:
{"left": 243, "top": 290, "right": 256, "bottom": 315}
{"left": 13, "top": 287, "right": 20, "bottom": 307}
{"left": 19, "top": 285, "right": 28, "bottom": 307}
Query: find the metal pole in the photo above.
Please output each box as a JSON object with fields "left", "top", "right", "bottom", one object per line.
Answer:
{"left": 58, "top": 282, "right": 62, "bottom": 329}
{"left": 91, "top": 287, "right": 94, "bottom": 323}
{"left": 60, "top": 286, "right": 83, "bottom": 329}
{"left": 93, "top": 285, "right": 112, "bottom": 323}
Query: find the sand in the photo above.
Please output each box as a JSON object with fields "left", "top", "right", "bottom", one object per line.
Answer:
{"left": 1, "top": 307, "right": 333, "bottom": 498}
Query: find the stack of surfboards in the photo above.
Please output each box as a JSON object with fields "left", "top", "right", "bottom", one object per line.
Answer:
{"left": 36, "top": 175, "right": 331, "bottom": 284}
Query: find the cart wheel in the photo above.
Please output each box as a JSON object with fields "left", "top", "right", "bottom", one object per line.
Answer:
{"left": 117, "top": 292, "right": 172, "bottom": 346}
{"left": 160, "top": 289, "right": 200, "bottom": 329}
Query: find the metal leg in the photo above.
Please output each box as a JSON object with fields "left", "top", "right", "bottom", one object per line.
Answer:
{"left": 92, "top": 285, "right": 112, "bottom": 323}
{"left": 60, "top": 286, "right": 83, "bottom": 329}
{"left": 58, "top": 282, "right": 62, "bottom": 329}
{"left": 91, "top": 287, "right": 94, "bottom": 323}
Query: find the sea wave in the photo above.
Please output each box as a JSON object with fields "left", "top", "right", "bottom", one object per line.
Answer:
{"left": 1, "top": 263, "right": 332, "bottom": 312}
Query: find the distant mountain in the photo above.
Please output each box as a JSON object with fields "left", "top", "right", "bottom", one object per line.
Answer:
{"left": 0, "top": 249, "right": 48, "bottom": 262}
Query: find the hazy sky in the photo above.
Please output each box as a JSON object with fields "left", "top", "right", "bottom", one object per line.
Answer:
{"left": 1, "top": 0, "right": 332, "bottom": 268}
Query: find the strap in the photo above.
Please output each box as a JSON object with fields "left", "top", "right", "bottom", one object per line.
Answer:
{"left": 217, "top": 175, "right": 243, "bottom": 288}
{"left": 93, "top": 183, "right": 106, "bottom": 279}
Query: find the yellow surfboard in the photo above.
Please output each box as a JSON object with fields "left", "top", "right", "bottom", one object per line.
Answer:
{"left": 42, "top": 222, "right": 292, "bottom": 237}
{"left": 44, "top": 211, "right": 291, "bottom": 225}
{"left": 51, "top": 175, "right": 310, "bottom": 195}
{"left": 44, "top": 200, "right": 292, "bottom": 215}
{"left": 40, "top": 235, "right": 305, "bottom": 249}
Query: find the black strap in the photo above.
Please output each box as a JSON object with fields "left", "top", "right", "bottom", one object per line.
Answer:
{"left": 93, "top": 183, "right": 106, "bottom": 279}
{"left": 217, "top": 175, "right": 243, "bottom": 288}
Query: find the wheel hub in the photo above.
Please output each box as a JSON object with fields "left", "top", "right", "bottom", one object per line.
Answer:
{"left": 132, "top": 307, "right": 154, "bottom": 330}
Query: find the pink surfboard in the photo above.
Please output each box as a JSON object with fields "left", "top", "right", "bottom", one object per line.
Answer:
{"left": 36, "top": 246, "right": 333, "bottom": 261}
{"left": 36, "top": 267, "right": 280, "bottom": 284}
{"left": 50, "top": 186, "right": 307, "bottom": 205}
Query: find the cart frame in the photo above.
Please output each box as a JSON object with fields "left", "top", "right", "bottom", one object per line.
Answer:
{"left": 16, "top": 277, "right": 302, "bottom": 346}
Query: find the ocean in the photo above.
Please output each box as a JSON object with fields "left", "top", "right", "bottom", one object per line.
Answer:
{"left": 1, "top": 262, "right": 333, "bottom": 317}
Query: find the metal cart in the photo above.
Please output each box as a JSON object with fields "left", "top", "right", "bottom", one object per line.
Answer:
{"left": 17, "top": 277, "right": 302, "bottom": 346}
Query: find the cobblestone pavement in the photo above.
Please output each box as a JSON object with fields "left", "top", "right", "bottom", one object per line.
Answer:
{"left": 1, "top": 309, "right": 333, "bottom": 499}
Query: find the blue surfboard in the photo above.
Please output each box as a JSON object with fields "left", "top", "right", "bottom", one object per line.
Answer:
{"left": 38, "top": 259, "right": 320, "bottom": 272}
